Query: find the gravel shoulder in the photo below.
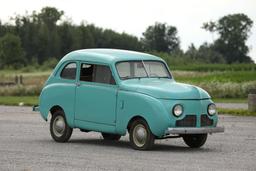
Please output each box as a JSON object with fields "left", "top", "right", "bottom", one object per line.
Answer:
{"left": 0, "top": 105, "right": 255, "bottom": 171}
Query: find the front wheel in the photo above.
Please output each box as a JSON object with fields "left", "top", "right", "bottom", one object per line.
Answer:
{"left": 182, "top": 134, "right": 207, "bottom": 148}
{"left": 129, "top": 119, "right": 155, "bottom": 150}
{"left": 50, "top": 111, "right": 73, "bottom": 142}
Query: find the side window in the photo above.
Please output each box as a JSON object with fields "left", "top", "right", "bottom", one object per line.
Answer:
{"left": 60, "top": 62, "right": 77, "bottom": 80}
{"left": 94, "top": 65, "right": 116, "bottom": 84}
{"left": 80, "top": 63, "right": 116, "bottom": 85}
{"left": 80, "top": 64, "right": 94, "bottom": 82}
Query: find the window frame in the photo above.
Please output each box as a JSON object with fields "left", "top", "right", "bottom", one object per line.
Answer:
{"left": 78, "top": 62, "right": 117, "bottom": 86}
{"left": 59, "top": 61, "right": 78, "bottom": 81}
{"left": 115, "top": 60, "right": 172, "bottom": 80}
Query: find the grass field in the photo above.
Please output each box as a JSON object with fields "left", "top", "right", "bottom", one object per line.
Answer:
{"left": 172, "top": 70, "right": 256, "bottom": 98}
{"left": 0, "top": 96, "right": 38, "bottom": 106}
{"left": 0, "top": 63, "right": 255, "bottom": 104}
{"left": 0, "top": 63, "right": 255, "bottom": 116}
{"left": 218, "top": 108, "right": 256, "bottom": 116}
{"left": 173, "top": 71, "right": 256, "bottom": 83}
{"left": 212, "top": 98, "right": 247, "bottom": 103}
{"left": 171, "top": 63, "right": 256, "bottom": 71}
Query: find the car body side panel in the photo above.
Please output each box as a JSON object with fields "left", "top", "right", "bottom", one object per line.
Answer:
{"left": 116, "top": 90, "right": 171, "bottom": 137}
{"left": 74, "top": 120, "right": 116, "bottom": 133}
{"left": 39, "top": 80, "right": 76, "bottom": 128}
{"left": 75, "top": 82, "right": 117, "bottom": 126}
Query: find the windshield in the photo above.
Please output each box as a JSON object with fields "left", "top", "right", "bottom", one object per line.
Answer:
{"left": 116, "top": 61, "right": 171, "bottom": 80}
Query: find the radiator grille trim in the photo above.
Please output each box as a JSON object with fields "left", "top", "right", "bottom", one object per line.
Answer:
{"left": 176, "top": 115, "right": 196, "bottom": 127}
{"left": 201, "top": 114, "right": 213, "bottom": 127}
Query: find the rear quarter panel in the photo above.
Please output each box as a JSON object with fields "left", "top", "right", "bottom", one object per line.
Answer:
{"left": 39, "top": 78, "right": 76, "bottom": 128}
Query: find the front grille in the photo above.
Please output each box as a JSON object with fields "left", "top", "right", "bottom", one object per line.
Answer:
{"left": 201, "top": 114, "right": 213, "bottom": 127}
{"left": 176, "top": 115, "right": 196, "bottom": 127}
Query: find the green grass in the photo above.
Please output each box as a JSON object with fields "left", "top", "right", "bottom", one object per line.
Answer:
{"left": 173, "top": 71, "right": 256, "bottom": 83}
{"left": 0, "top": 64, "right": 255, "bottom": 98}
{"left": 0, "top": 70, "right": 51, "bottom": 77}
{"left": 213, "top": 98, "right": 247, "bottom": 103}
{"left": 171, "top": 63, "right": 256, "bottom": 72}
{"left": 218, "top": 108, "right": 256, "bottom": 116}
{"left": 0, "top": 96, "right": 38, "bottom": 106}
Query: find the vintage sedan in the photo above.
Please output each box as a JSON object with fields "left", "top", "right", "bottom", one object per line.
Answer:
{"left": 34, "top": 49, "right": 224, "bottom": 150}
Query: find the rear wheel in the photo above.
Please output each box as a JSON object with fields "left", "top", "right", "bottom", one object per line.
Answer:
{"left": 101, "top": 133, "right": 121, "bottom": 141}
{"left": 182, "top": 134, "right": 207, "bottom": 148}
{"left": 129, "top": 119, "right": 155, "bottom": 150}
{"left": 50, "top": 110, "right": 73, "bottom": 142}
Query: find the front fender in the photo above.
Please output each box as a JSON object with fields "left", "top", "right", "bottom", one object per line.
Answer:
{"left": 116, "top": 90, "right": 171, "bottom": 137}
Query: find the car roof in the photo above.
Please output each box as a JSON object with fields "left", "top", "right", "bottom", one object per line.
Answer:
{"left": 60, "top": 49, "right": 163, "bottom": 64}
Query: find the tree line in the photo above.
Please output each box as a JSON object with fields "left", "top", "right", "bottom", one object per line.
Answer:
{"left": 0, "top": 7, "right": 254, "bottom": 69}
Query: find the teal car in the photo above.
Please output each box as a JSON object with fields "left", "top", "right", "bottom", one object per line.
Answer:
{"left": 34, "top": 49, "right": 224, "bottom": 150}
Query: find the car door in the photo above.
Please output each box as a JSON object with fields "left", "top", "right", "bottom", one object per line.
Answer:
{"left": 75, "top": 62, "right": 117, "bottom": 126}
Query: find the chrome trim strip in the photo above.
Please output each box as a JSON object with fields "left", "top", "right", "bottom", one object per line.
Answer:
{"left": 165, "top": 126, "right": 224, "bottom": 135}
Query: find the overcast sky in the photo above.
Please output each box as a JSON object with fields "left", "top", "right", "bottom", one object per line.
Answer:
{"left": 0, "top": 0, "right": 255, "bottom": 62}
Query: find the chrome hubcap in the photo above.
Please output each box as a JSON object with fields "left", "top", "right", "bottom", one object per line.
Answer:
{"left": 133, "top": 124, "right": 147, "bottom": 147}
{"left": 53, "top": 115, "right": 65, "bottom": 137}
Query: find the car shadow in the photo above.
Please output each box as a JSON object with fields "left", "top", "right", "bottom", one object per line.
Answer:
{"left": 69, "top": 138, "right": 131, "bottom": 149}
{"left": 153, "top": 143, "right": 212, "bottom": 152}
{"left": 65, "top": 138, "right": 213, "bottom": 152}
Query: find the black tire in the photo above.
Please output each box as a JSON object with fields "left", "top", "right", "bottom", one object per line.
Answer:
{"left": 101, "top": 133, "right": 121, "bottom": 141}
{"left": 129, "top": 119, "right": 155, "bottom": 150}
{"left": 50, "top": 110, "right": 73, "bottom": 142}
{"left": 182, "top": 134, "right": 207, "bottom": 148}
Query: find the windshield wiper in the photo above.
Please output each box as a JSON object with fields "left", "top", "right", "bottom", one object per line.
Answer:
{"left": 122, "top": 76, "right": 134, "bottom": 80}
{"left": 158, "top": 76, "right": 170, "bottom": 79}
{"left": 122, "top": 76, "right": 147, "bottom": 80}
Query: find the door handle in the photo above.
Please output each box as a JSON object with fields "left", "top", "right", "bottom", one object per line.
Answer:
{"left": 120, "top": 100, "right": 124, "bottom": 109}
{"left": 76, "top": 82, "right": 81, "bottom": 86}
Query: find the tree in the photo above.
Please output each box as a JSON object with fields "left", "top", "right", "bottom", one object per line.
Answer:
{"left": 38, "top": 7, "right": 63, "bottom": 62}
{"left": 0, "top": 33, "right": 26, "bottom": 68}
{"left": 197, "top": 43, "right": 226, "bottom": 63}
{"left": 185, "top": 43, "right": 226, "bottom": 63}
{"left": 38, "top": 7, "right": 64, "bottom": 29}
{"left": 186, "top": 43, "right": 198, "bottom": 60}
{"left": 203, "top": 14, "right": 253, "bottom": 63}
{"left": 141, "top": 22, "right": 180, "bottom": 53}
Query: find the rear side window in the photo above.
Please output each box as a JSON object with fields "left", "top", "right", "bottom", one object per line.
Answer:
{"left": 80, "top": 63, "right": 115, "bottom": 85}
{"left": 60, "top": 62, "right": 77, "bottom": 80}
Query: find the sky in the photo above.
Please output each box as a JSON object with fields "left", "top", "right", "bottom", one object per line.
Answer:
{"left": 0, "top": 0, "right": 255, "bottom": 62}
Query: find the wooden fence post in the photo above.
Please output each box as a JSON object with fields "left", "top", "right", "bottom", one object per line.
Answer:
{"left": 20, "top": 75, "right": 23, "bottom": 85}
{"left": 15, "top": 75, "right": 18, "bottom": 84}
{"left": 248, "top": 89, "right": 256, "bottom": 112}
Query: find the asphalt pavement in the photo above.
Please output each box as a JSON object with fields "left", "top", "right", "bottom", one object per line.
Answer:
{"left": 0, "top": 105, "right": 255, "bottom": 171}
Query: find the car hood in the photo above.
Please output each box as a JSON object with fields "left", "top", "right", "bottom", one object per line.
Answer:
{"left": 119, "top": 78, "right": 210, "bottom": 99}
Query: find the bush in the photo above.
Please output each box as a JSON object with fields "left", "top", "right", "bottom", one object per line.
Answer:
{"left": 0, "top": 85, "right": 42, "bottom": 96}
{"left": 41, "top": 58, "right": 58, "bottom": 70}
{"left": 171, "top": 64, "right": 256, "bottom": 72}
{"left": 197, "top": 81, "right": 256, "bottom": 98}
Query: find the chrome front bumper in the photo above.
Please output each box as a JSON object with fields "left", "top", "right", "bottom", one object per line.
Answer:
{"left": 165, "top": 126, "right": 224, "bottom": 135}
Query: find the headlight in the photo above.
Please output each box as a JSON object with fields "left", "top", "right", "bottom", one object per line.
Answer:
{"left": 208, "top": 103, "right": 217, "bottom": 115}
{"left": 173, "top": 104, "right": 183, "bottom": 117}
